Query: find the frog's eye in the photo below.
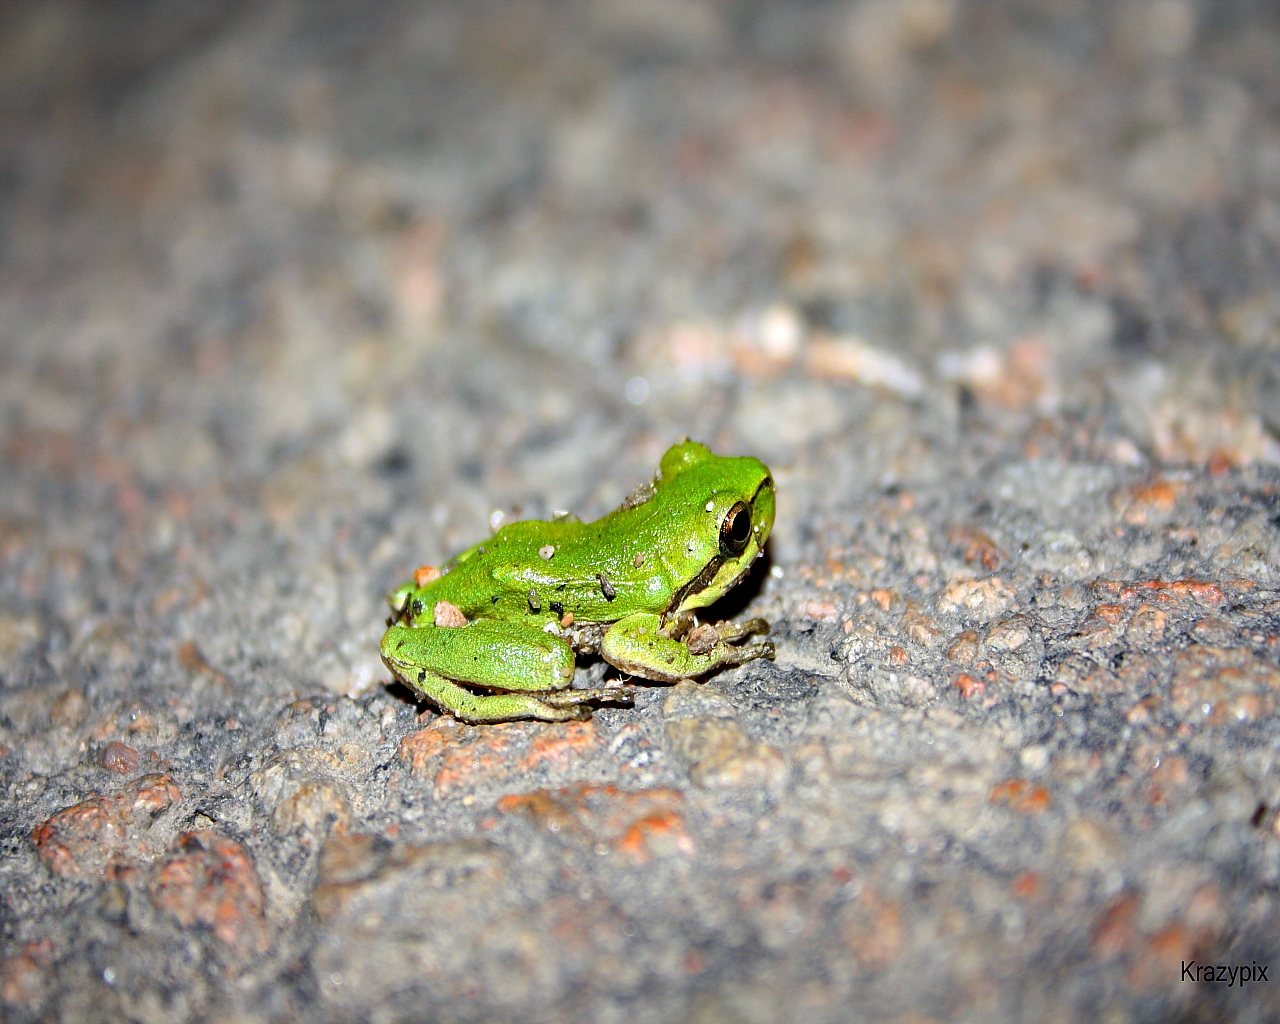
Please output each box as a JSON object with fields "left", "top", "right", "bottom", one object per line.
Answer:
{"left": 719, "top": 501, "right": 752, "bottom": 556}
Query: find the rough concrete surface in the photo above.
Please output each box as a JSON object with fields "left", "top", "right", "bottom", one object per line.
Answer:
{"left": 3, "top": 1, "right": 1280, "bottom": 1021}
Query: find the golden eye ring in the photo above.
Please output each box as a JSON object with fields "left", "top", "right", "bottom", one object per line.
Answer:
{"left": 719, "top": 501, "right": 752, "bottom": 556}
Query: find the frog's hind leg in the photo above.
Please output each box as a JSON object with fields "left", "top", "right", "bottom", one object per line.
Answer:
{"left": 381, "top": 621, "right": 629, "bottom": 724}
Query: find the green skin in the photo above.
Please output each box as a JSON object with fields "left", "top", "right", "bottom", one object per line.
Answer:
{"left": 380, "top": 440, "right": 776, "bottom": 723}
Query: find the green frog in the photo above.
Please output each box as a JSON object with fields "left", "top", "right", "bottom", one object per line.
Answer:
{"left": 380, "top": 440, "right": 776, "bottom": 723}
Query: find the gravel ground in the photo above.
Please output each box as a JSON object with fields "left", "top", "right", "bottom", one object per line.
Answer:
{"left": 3, "top": 1, "right": 1280, "bottom": 1021}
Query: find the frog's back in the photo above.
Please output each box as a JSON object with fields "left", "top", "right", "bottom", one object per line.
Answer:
{"left": 427, "top": 509, "right": 674, "bottom": 624}
{"left": 413, "top": 440, "right": 773, "bottom": 626}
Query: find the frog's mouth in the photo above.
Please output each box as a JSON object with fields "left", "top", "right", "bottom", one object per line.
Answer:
{"left": 664, "top": 547, "right": 764, "bottom": 617}
{"left": 665, "top": 554, "right": 725, "bottom": 615}
{"left": 665, "top": 552, "right": 762, "bottom": 616}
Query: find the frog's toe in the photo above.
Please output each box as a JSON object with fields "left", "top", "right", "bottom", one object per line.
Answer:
{"left": 542, "top": 686, "right": 633, "bottom": 710}
{"left": 518, "top": 697, "right": 599, "bottom": 723}
{"left": 711, "top": 617, "right": 771, "bottom": 644}
{"left": 720, "top": 640, "right": 775, "bottom": 667}
{"left": 606, "top": 687, "right": 636, "bottom": 706}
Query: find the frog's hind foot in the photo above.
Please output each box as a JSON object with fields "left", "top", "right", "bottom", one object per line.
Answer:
{"left": 385, "top": 660, "right": 599, "bottom": 724}
{"left": 541, "top": 685, "right": 634, "bottom": 713}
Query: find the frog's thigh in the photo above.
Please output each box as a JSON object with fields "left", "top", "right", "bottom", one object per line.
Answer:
{"left": 381, "top": 621, "right": 575, "bottom": 693}
{"left": 601, "top": 612, "right": 771, "bottom": 684}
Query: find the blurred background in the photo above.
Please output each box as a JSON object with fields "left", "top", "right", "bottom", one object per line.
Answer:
{"left": 3, "top": 1, "right": 1280, "bottom": 1022}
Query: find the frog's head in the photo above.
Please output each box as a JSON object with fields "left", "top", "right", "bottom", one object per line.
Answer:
{"left": 660, "top": 440, "right": 776, "bottom": 615}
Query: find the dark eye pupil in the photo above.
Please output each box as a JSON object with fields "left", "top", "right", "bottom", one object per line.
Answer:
{"left": 720, "top": 502, "right": 751, "bottom": 553}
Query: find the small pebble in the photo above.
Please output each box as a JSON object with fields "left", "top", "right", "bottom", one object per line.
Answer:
{"left": 102, "top": 742, "right": 140, "bottom": 774}
{"left": 434, "top": 601, "right": 468, "bottom": 628}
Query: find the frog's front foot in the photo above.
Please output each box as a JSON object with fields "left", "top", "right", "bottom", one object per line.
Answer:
{"left": 685, "top": 616, "right": 770, "bottom": 651}
{"left": 601, "top": 612, "right": 775, "bottom": 684}
{"left": 708, "top": 634, "right": 775, "bottom": 666}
